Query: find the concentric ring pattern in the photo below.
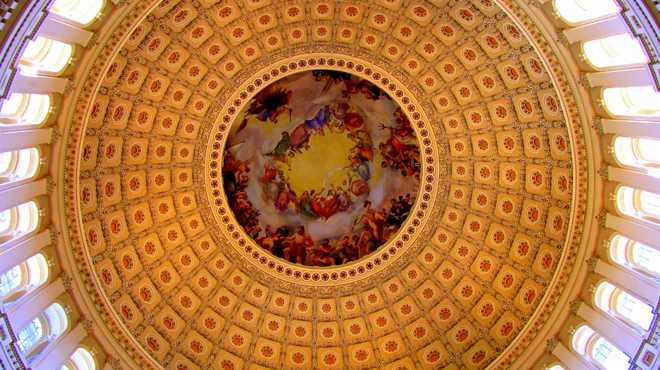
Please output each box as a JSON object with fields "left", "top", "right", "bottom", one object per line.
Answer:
{"left": 62, "top": 0, "right": 589, "bottom": 369}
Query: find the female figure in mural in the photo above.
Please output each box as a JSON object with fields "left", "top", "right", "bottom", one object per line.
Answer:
{"left": 275, "top": 179, "right": 295, "bottom": 212}
{"left": 334, "top": 186, "right": 353, "bottom": 213}
{"left": 297, "top": 190, "right": 318, "bottom": 220}
{"left": 310, "top": 188, "right": 340, "bottom": 221}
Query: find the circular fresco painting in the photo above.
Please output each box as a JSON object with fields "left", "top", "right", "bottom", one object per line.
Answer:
{"left": 223, "top": 70, "right": 420, "bottom": 267}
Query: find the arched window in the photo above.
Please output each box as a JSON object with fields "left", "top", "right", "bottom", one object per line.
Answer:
{"left": 43, "top": 302, "right": 68, "bottom": 338}
{"left": 0, "top": 265, "right": 21, "bottom": 297}
{"left": 614, "top": 137, "right": 660, "bottom": 171}
{"left": 18, "top": 37, "right": 73, "bottom": 76}
{"left": 610, "top": 235, "right": 660, "bottom": 278}
{"left": 594, "top": 281, "right": 655, "bottom": 331}
{"left": 0, "top": 148, "right": 41, "bottom": 185}
{"left": 16, "top": 317, "right": 43, "bottom": 353}
{"left": 616, "top": 186, "right": 660, "bottom": 224}
{"left": 547, "top": 365, "right": 566, "bottom": 370}
{"left": 16, "top": 302, "right": 68, "bottom": 358}
{"left": 583, "top": 33, "right": 649, "bottom": 69}
{"left": 0, "top": 253, "right": 50, "bottom": 303}
{"left": 603, "top": 86, "right": 660, "bottom": 118}
{"left": 553, "top": 0, "right": 620, "bottom": 25}
{"left": 69, "top": 348, "right": 97, "bottom": 370}
{"left": 0, "top": 93, "right": 53, "bottom": 127}
{"left": 50, "top": 0, "right": 105, "bottom": 28}
{"left": 572, "top": 325, "right": 631, "bottom": 370}
{"left": 0, "top": 201, "right": 40, "bottom": 244}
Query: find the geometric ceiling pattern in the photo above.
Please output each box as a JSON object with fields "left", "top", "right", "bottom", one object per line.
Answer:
{"left": 60, "top": 0, "right": 590, "bottom": 369}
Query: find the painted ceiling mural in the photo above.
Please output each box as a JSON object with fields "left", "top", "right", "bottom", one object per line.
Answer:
{"left": 224, "top": 70, "right": 420, "bottom": 266}
{"left": 60, "top": 0, "right": 589, "bottom": 369}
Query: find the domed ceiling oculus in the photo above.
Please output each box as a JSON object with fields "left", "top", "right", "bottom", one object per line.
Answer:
{"left": 59, "top": 0, "right": 591, "bottom": 369}
{"left": 223, "top": 70, "right": 420, "bottom": 266}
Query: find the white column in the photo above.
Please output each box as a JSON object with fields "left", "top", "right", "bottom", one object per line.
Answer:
{"left": 606, "top": 213, "right": 660, "bottom": 251}
{"left": 577, "top": 303, "right": 642, "bottom": 356}
{"left": 563, "top": 15, "right": 629, "bottom": 43}
{"left": 32, "top": 324, "right": 86, "bottom": 370}
{"left": 602, "top": 119, "right": 660, "bottom": 138}
{"left": 0, "top": 230, "right": 50, "bottom": 275}
{"left": 11, "top": 74, "right": 67, "bottom": 95}
{"left": 587, "top": 68, "right": 654, "bottom": 88}
{"left": 0, "top": 129, "right": 51, "bottom": 152}
{"left": 609, "top": 166, "right": 660, "bottom": 193}
{"left": 595, "top": 259, "right": 660, "bottom": 305}
{"left": 0, "top": 179, "right": 46, "bottom": 211}
{"left": 38, "top": 17, "right": 93, "bottom": 46}
{"left": 552, "top": 342, "right": 596, "bottom": 370}
{"left": 7, "top": 277, "right": 64, "bottom": 330}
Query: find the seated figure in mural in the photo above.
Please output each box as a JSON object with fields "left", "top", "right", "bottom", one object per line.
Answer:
{"left": 282, "top": 226, "right": 314, "bottom": 264}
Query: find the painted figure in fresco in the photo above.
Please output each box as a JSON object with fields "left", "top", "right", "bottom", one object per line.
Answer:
{"left": 303, "top": 105, "right": 332, "bottom": 137}
{"left": 330, "top": 103, "right": 365, "bottom": 132}
{"left": 297, "top": 190, "right": 319, "bottom": 220}
{"left": 334, "top": 185, "right": 353, "bottom": 213}
{"left": 345, "top": 172, "right": 370, "bottom": 197}
{"left": 282, "top": 225, "right": 314, "bottom": 264}
{"left": 328, "top": 235, "right": 352, "bottom": 265}
{"left": 256, "top": 225, "right": 280, "bottom": 252}
{"left": 275, "top": 179, "right": 296, "bottom": 212}
{"left": 261, "top": 166, "right": 285, "bottom": 202}
{"left": 286, "top": 105, "right": 333, "bottom": 153}
{"left": 348, "top": 154, "right": 371, "bottom": 182}
{"left": 265, "top": 132, "right": 295, "bottom": 170}
{"left": 310, "top": 188, "right": 341, "bottom": 221}
{"left": 236, "top": 83, "right": 293, "bottom": 133}
{"left": 223, "top": 150, "right": 252, "bottom": 183}
{"left": 311, "top": 238, "right": 334, "bottom": 266}
{"left": 347, "top": 130, "right": 374, "bottom": 162}
{"left": 341, "top": 77, "right": 392, "bottom": 101}
{"left": 260, "top": 163, "right": 279, "bottom": 184}
{"left": 313, "top": 70, "right": 352, "bottom": 93}
{"left": 377, "top": 108, "right": 421, "bottom": 178}
{"left": 352, "top": 200, "right": 385, "bottom": 252}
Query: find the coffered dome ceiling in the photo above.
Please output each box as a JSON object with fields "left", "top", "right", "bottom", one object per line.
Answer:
{"left": 61, "top": 0, "right": 589, "bottom": 369}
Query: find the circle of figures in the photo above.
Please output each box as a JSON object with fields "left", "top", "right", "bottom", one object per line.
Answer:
{"left": 223, "top": 71, "right": 421, "bottom": 267}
